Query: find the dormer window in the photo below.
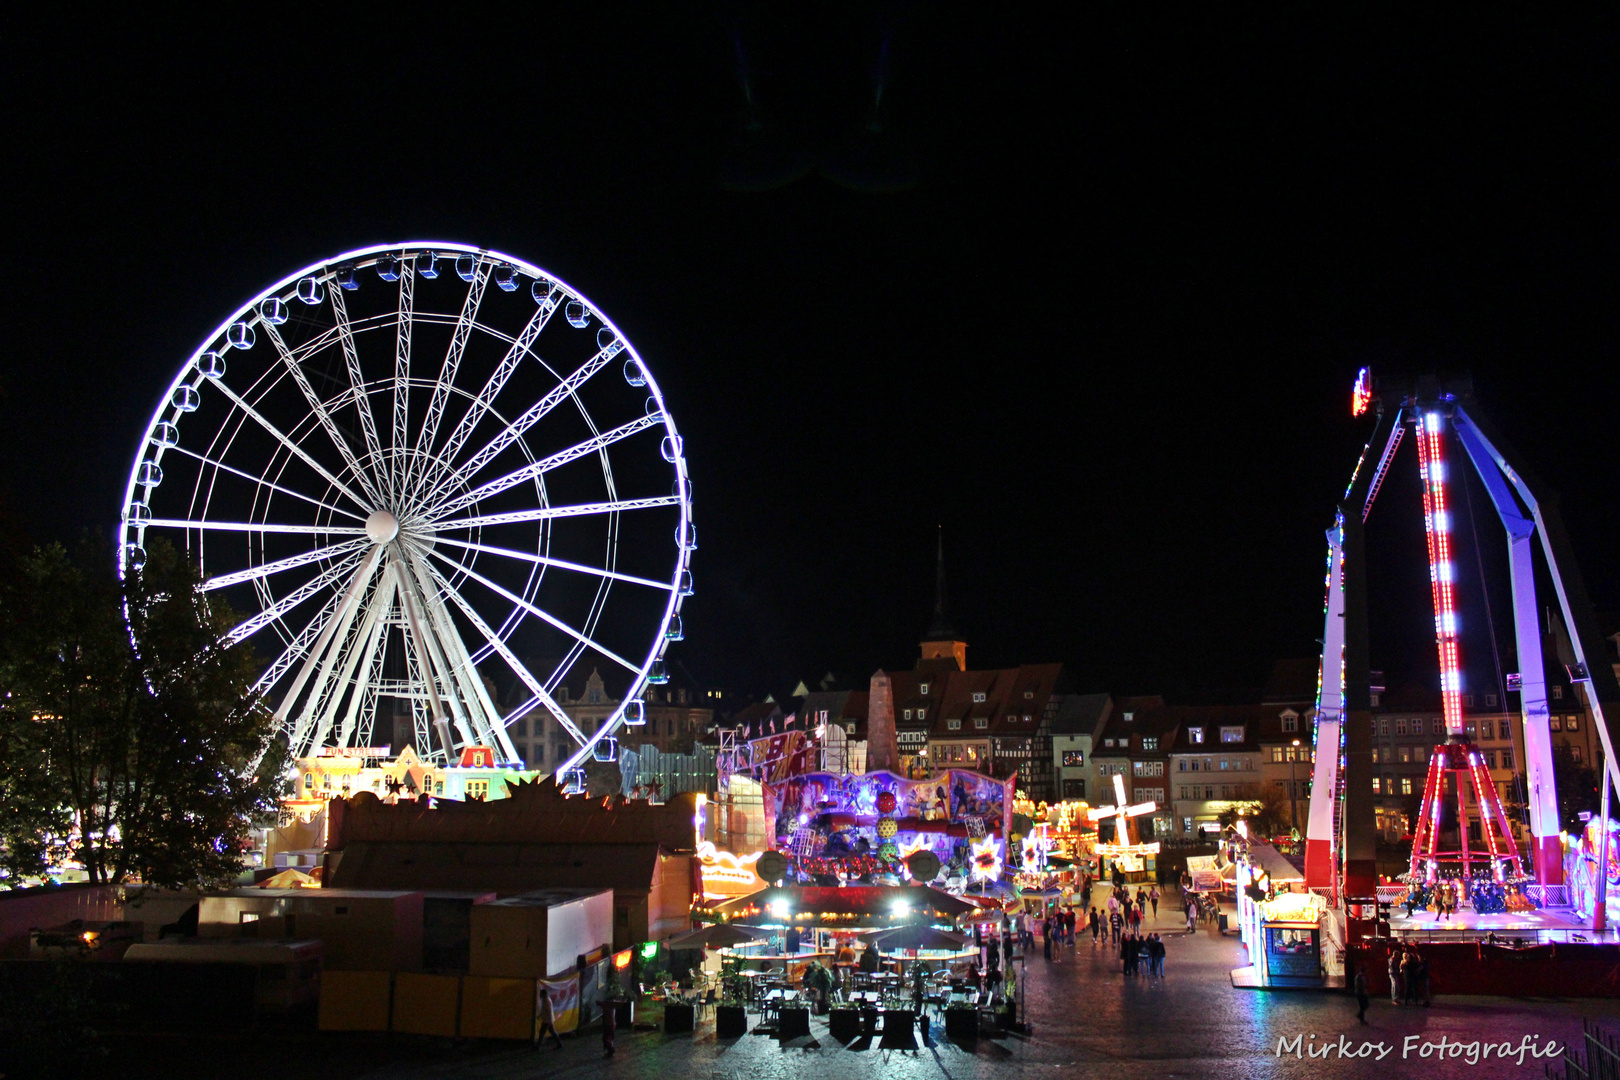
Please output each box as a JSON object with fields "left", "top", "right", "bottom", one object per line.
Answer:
{"left": 972, "top": 692, "right": 986, "bottom": 703}
{"left": 1188, "top": 727, "right": 1204, "bottom": 744}
{"left": 1281, "top": 713, "right": 1298, "bottom": 733}
{"left": 919, "top": 683, "right": 930, "bottom": 695}
{"left": 903, "top": 709, "right": 913, "bottom": 720}
{"left": 1124, "top": 711, "right": 1135, "bottom": 722}
{"left": 1024, "top": 690, "right": 1034, "bottom": 699}
{"left": 918, "top": 708, "right": 927, "bottom": 721}
{"left": 974, "top": 717, "right": 988, "bottom": 729}
{"left": 1220, "top": 726, "right": 1244, "bottom": 743}
{"left": 948, "top": 718, "right": 962, "bottom": 730}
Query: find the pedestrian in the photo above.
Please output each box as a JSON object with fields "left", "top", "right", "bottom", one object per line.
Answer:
{"left": 535, "top": 987, "right": 564, "bottom": 1050}
{"left": 1043, "top": 917, "right": 1053, "bottom": 961}
{"left": 1185, "top": 903, "right": 1196, "bottom": 933}
{"left": 1401, "top": 950, "right": 1419, "bottom": 1007}
{"left": 1149, "top": 886, "right": 1161, "bottom": 918}
{"left": 602, "top": 997, "right": 617, "bottom": 1057}
{"left": 1091, "top": 907, "right": 1102, "bottom": 945}
{"left": 1151, "top": 933, "right": 1165, "bottom": 977}
{"left": 1354, "top": 967, "right": 1370, "bottom": 1024}
{"left": 1388, "top": 949, "right": 1404, "bottom": 1005}
{"left": 1066, "top": 908, "right": 1077, "bottom": 944}
{"left": 1415, "top": 951, "right": 1431, "bottom": 1006}
{"left": 1111, "top": 909, "right": 1123, "bottom": 945}
{"left": 1123, "top": 934, "right": 1137, "bottom": 976}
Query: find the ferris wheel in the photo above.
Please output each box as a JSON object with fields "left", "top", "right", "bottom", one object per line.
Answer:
{"left": 118, "top": 243, "right": 694, "bottom": 780}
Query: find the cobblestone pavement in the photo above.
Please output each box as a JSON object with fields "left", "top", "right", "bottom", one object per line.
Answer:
{"left": 334, "top": 902, "right": 1617, "bottom": 1080}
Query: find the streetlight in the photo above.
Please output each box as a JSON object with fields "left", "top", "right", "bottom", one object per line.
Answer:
{"left": 1288, "top": 738, "right": 1302, "bottom": 838}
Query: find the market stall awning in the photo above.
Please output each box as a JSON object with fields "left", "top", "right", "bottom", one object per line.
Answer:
{"left": 665, "top": 923, "right": 770, "bottom": 949}
{"left": 1247, "top": 842, "right": 1305, "bottom": 884}
{"left": 709, "top": 884, "right": 977, "bottom": 923}
{"left": 860, "top": 924, "right": 971, "bottom": 951}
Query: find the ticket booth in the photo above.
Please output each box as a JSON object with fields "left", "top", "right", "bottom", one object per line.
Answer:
{"left": 1260, "top": 921, "right": 1322, "bottom": 984}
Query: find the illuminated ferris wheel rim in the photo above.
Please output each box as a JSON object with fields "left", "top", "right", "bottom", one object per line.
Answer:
{"left": 117, "top": 241, "right": 693, "bottom": 781}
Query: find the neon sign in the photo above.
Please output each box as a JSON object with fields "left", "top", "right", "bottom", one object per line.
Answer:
{"left": 1351, "top": 367, "right": 1372, "bottom": 417}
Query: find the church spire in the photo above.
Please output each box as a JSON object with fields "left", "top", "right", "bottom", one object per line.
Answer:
{"left": 920, "top": 528, "right": 967, "bottom": 669}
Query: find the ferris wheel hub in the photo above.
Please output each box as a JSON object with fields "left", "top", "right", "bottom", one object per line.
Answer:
{"left": 365, "top": 510, "right": 400, "bottom": 545}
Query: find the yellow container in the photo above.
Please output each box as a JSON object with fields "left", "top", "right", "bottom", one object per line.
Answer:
{"left": 459, "top": 976, "right": 536, "bottom": 1040}
{"left": 318, "top": 969, "right": 393, "bottom": 1031}
{"left": 392, "top": 972, "right": 461, "bottom": 1037}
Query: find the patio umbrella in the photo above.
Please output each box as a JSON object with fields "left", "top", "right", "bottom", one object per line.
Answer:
{"left": 860, "top": 925, "right": 970, "bottom": 952}
{"left": 665, "top": 923, "right": 771, "bottom": 950}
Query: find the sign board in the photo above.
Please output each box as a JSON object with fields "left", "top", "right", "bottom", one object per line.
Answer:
{"left": 757, "top": 851, "right": 789, "bottom": 883}
{"left": 319, "top": 746, "right": 391, "bottom": 758}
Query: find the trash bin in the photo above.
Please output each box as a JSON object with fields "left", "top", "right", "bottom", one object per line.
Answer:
{"left": 664, "top": 1002, "right": 695, "bottom": 1034}
{"left": 1218, "top": 913, "right": 1229, "bottom": 933}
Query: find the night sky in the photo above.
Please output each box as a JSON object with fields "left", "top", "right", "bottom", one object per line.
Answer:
{"left": 4, "top": 8, "right": 1616, "bottom": 705}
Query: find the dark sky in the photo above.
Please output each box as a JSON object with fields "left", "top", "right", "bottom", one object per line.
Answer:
{"left": 4, "top": 8, "right": 1616, "bottom": 704}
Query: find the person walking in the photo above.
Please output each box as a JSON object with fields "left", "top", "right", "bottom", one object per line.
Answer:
{"left": 602, "top": 997, "right": 617, "bottom": 1057}
{"left": 1152, "top": 933, "right": 1166, "bottom": 977}
{"left": 1414, "top": 951, "right": 1431, "bottom": 1006}
{"left": 1122, "top": 934, "right": 1137, "bottom": 976}
{"left": 1401, "top": 950, "right": 1419, "bottom": 1007}
{"left": 1185, "top": 901, "right": 1197, "bottom": 934}
{"left": 535, "top": 986, "right": 564, "bottom": 1050}
{"left": 1090, "top": 907, "right": 1102, "bottom": 945}
{"left": 1354, "top": 967, "right": 1370, "bottom": 1024}
{"left": 1149, "top": 886, "right": 1161, "bottom": 918}
{"left": 1111, "top": 908, "right": 1123, "bottom": 945}
{"left": 1388, "top": 949, "right": 1404, "bottom": 1005}
{"left": 1043, "top": 916, "right": 1053, "bottom": 961}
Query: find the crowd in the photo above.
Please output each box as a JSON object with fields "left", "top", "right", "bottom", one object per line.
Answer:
{"left": 1023, "top": 879, "right": 1183, "bottom": 980}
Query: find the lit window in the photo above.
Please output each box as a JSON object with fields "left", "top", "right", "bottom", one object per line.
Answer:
{"left": 1220, "top": 726, "right": 1243, "bottom": 743}
{"left": 1124, "top": 712, "right": 1135, "bottom": 722}
{"left": 1142, "top": 737, "right": 1158, "bottom": 751}
{"left": 972, "top": 692, "right": 986, "bottom": 703}
{"left": 1023, "top": 714, "right": 1031, "bottom": 723}
{"left": 918, "top": 708, "right": 927, "bottom": 721}
{"left": 1567, "top": 717, "right": 1579, "bottom": 731}
{"left": 1401, "top": 778, "right": 1413, "bottom": 795}
{"left": 1372, "top": 777, "right": 1381, "bottom": 794}
{"left": 919, "top": 683, "right": 930, "bottom": 695}
{"left": 1270, "top": 747, "right": 1283, "bottom": 764}
{"left": 1398, "top": 746, "right": 1410, "bottom": 764}
{"left": 1395, "top": 718, "right": 1408, "bottom": 735}
{"left": 1550, "top": 717, "right": 1563, "bottom": 731}
{"left": 846, "top": 723, "right": 856, "bottom": 735}
{"left": 1188, "top": 728, "right": 1204, "bottom": 744}
{"left": 903, "top": 709, "right": 913, "bottom": 720}
{"left": 1024, "top": 690, "right": 1034, "bottom": 699}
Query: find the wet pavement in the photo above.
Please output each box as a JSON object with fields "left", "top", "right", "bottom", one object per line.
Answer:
{"left": 341, "top": 901, "right": 1619, "bottom": 1080}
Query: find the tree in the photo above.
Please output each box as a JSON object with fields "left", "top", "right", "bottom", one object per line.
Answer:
{"left": 0, "top": 538, "right": 287, "bottom": 889}
{"left": 1219, "top": 782, "right": 1292, "bottom": 838}
{"left": 1551, "top": 745, "right": 1601, "bottom": 835}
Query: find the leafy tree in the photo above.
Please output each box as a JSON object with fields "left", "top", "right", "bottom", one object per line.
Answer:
{"left": 1550, "top": 745, "right": 1601, "bottom": 835}
{"left": 1218, "top": 782, "right": 1292, "bottom": 838}
{"left": 0, "top": 538, "right": 287, "bottom": 889}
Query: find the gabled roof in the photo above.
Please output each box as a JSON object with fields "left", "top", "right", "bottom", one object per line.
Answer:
{"left": 1049, "top": 692, "right": 1113, "bottom": 737}
{"left": 1157, "top": 704, "right": 1270, "bottom": 753}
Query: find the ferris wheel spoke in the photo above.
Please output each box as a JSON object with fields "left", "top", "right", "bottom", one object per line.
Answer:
{"left": 292, "top": 556, "right": 385, "bottom": 753}
{"left": 274, "top": 546, "right": 385, "bottom": 748}
{"left": 201, "top": 537, "right": 370, "bottom": 592}
{"left": 227, "top": 548, "right": 370, "bottom": 647}
{"left": 431, "top": 339, "right": 622, "bottom": 500}
{"left": 205, "top": 376, "right": 373, "bottom": 512}
{"left": 250, "top": 586, "right": 348, "bottom": 698}
{"left": 163, "top": 444, "right": 367, "bottom": 522}
{"left": 391, "top": 555, "right": 478, "bottom": 751}
{"left": 431, "top": 535, "right": 673, "bottom": 590}
{"left": 391, "top": 262, "right": 415, "bottom": 503}
{"left": 330, "top": 284, "right": 391, "bottom": 505}
{"left": 262, "top": 321, "right": 385, "bottom": 509}
{"left": 146, "top": 518, "right": 367, "bottom": 536}
{"left": 426, "top": 414, "right": 664, "bottom": 522}
{"left": 428, "top": 495, "right": 682, "bottom": 532}
{"left": 418, "top": 555, "right": 592, "bottom": 746}
{"left": 333, "top": 577, "right": 394, "bottom": 749}
{"left": 398, "top": 548, "right": 516, "bottom": 760}
{"left": 411, "top": 294, "right": 558, "bottom": 511}
{"left": 424, "top": 546, "right": 643, "bottom": 676}
{"left": 409, "top": 265, "right": 489, "bottom": 503}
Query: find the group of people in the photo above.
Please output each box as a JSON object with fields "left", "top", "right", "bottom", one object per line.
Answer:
{"left": 1121, "top": 932, "right": 1167, "bottom": 977}
{"left": 1387, "top": 947, "right": 1432, "bottom": 1007}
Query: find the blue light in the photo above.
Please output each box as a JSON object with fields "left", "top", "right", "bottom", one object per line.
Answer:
{"left": 417, "top": 252, "right": 439, "bottom": 279}
{"left": 623, "top": 358, "right": 647, "bottom": 387}
{"left": 337, "top": 266, "right": 359, "bottom": 291}
{"left": 665, "top": 614, "right": 684, "bottom": 642}
{"left": 624, "top": 700, "right": 646, "bottom": 725}
{"left": 660, "top": 434, "right": 683, "bottom": 463}
{"left": 377, "top": 256, "right": 400, "bottom": 282}
{"left": 124, "top": 544, "right": 147, "bottom": 571}
{"left": 593, "top": 738, "right": 618, "bottom": 762}
{"left": 648, "top": 660, "right": 669, "bottom": 685}
{"left": 565, "top": 300, "right": 590, "bottom": 328}
{"left": 494, "top": 264, "right": 517, "bottom": 291}
{"left": 1426, "top": 412, "right": 1443, "bottom": 433}
{"left": 531, "top": 276, "right": 553, "bottom": 302}
{"left": 456, "top": 254, "right": 478, "bottom": 282}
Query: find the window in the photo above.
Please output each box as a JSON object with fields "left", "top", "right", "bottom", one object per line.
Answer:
{"left": 1190, "top": 759, "right": 1200, "bottom": 771}
{"left": 1220, "top": 726, "right": 1243, "bottom": 743}
{"left": 817, "top": 709, "right": 829, "bottom": 722}
{"left": 1203, "top": 786, "right": 1214, "bottom": 800}
{"left": 465, "top": 779, "right": 489, "bottom": 800}
{"left": 1395, "top": 718, "right": 1408, "bottom": 735}
{"left": 1398, "top": 746, "right": 1411, "bottom": 764}
{"left": 1270, "top": 747, "right": 1284, "bottom": 764}
{"left": 1498, "top": 719, "right": 1511, "bottom": 739}
{"left": 1179, "top": 786, "right": 1189, "bottom": 799}
{"left": 334, "top": 906, "right": 350, "bottom": 916}
{"left": 532, "top": 745, "right": 544, "bottom": 763}
{"left": 1061, "top": 750, "right": 1085, "bottom": 766}
{"left": 1572, "top": 746, "right": 1584, "bottom": 763}
{"left": 1024, "top": 690, "right": 1034, "bottom": 699}
{"left": 1188, "top": 727, "right": 1204, "bottom": 744}
{"left": 1133, "top": 761, "right": 1164, "bottom": 777}
{"left": 1142, "top": 737, "right": 1158, "bottom": 751}
{"left": 1124, "top": 711, "right": 1135, "bottom": 722}
{"left": 1552, "top": 686, "right": 1564, "bottom": 700}
{"left": 1183, "top": 817, "right": 1193, "bottom": 833}
{"left": 918, "top": 708, "right": 927, "bottom": 721}
{"left": 1401, "top": 778, "right": 1413, "bottom": 795}
{"left": 1550, "top": 717, "right": 1563, "bottom": 731}
{"left": 972, "top": 692, "right": 987, "bottom": 703}
{"left": 1568, "top": 716, "right": 1580, "bottom": 731}
{"left": 1203, "top": 758, "right": 1212, "bottom": 771}
{"left": 903, "top": 709, "right": 913, "bottom": 721}
{"left": 1485, "top": 694, "right": 1498, "bottom": 708}
{"left": 1409, "top": 718, "right": 1423, "bottom": 736}
{"left": 1372, "top": 777, "right": 1381, "bottom": 794}
{"left": 1465, "top": 694, "right": 1475, "bottom": 708}
{"left": 511, "top": 718, "right": 528, "bottom": 738}
{"left": 919, "top": 683, "right": 930, "bottom": 695}
{"left": 1378, "top": 718, "right": 1389, "bottom": 736}
{"left": 974, "top": 717, "right": 988, "bottom": 729}
{"left": 1023, "top": 714, "right": 1032, "bottom": 723}
{"left": 846, "top": 723, "right": 857, "bottom": 735}
{"left": 1281, "top": 714, "right": 1298, "bottom": 733}
{"left": 1178, "top": 759, "right": 1188, "bottom": 771}
{"left": 1370, "top": 693, "right": 1380, "bottom": 707}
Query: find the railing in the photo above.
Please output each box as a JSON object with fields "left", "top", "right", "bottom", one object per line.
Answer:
{"left": 1375, "top": 885, "right": 1407, "bottom": 904}
{"left": 1548, "top": 1020, "right": 1620, "bottom": 1080}
{"left": 1527, "top": 884, "right": 1574, "bottom": 909}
